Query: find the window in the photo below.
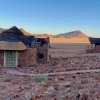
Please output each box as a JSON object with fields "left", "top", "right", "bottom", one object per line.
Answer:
{"left": 38, "top": 53, "right": 44, "bottom": 59}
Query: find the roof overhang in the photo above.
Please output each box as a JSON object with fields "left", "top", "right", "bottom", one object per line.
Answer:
{"left": 0, "top": 41, "right": 27, "bottom": 50}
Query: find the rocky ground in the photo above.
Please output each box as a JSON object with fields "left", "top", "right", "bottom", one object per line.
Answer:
{"left": 0, "top": 70, "right": 100, "bottom": 100}
{"left": 0, "top": 43, "right": 100, "bottom": 100}
{"left": 18, "top": 55, "right": 100, "bottom": 74}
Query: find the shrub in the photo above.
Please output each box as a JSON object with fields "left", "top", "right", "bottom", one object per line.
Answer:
{"left": 33, "top": 74, "right": 48, "bottom": 83}
{"left": 24, "top": 92, "right": 35, "bottom": 100}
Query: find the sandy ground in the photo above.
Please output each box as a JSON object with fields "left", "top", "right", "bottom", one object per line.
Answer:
{"left": 0, "top": 43, "right": 100, "bottom": 100}
{"left": 49, "top": 43, "right": 90, "bottom": 58}
{"left": 49, "top": 37, "right": 90, "bottom": 43}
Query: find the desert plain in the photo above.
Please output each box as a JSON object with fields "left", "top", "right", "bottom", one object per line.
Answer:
{"left": 0, "top": 43, "right": 100, "bottom": 100}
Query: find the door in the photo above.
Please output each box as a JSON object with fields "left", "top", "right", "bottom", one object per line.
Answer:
{"left": 4, "top": 51, "right": 18, "bottom": 67}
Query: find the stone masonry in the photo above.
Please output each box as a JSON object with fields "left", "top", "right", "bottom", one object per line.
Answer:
{"left": 0, "top": 51, "right": 3, "bottom": 68}
{"left": 18, "top": 48, "right": 37, "bottom": 68}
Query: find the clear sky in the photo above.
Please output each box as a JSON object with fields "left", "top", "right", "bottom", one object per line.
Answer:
{"left": 0, "top": 0, "right": 100, "bottom": 37}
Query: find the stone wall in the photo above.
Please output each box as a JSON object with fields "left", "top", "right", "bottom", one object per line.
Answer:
{"left": 0, "top": 51, "right": 4, "bottom": 68}
{"left": 0, "top": 47, "right": 49, "bottom": 69}
{"left": 93, "top": 45, "right": 100, "bottom": 53}
{"left": 18, "top": 48, "right": 37, "bottom": 68}
{"left": 87, "top": 45, "right": 100, "bottom": 53}
{"left": 32, "top": 42, "right": 40, "bottom": 48}
{"left": 37, "top": 47, "right": 49, "bottom": 64}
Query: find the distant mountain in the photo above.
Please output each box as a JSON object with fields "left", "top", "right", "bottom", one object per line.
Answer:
{"left": 0, "top": 28, "right": 5, "bottom": 33}
{"left": 34, "top": 33, "right": 54, "bottom": 38}
{"left": 0, "top": 27, "right": 32, "bottom": 36}
{"left": 20, "top": 28, "right": 32, "bottom": 36}
{"left": 33, "top": 30, "right": 90, "bottom": 43}
{"left": 34, "top": 30, "right": 89, "bottom": 38}
{"left": 0, "top": 27, "right": 90, "bottom": 43}
{"left": 55, "top": 30, "right": 88, "bottom": 38}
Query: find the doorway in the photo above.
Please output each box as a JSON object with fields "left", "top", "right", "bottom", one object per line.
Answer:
{"left": 4, "top": 51, "right": 18, "bottom": 67}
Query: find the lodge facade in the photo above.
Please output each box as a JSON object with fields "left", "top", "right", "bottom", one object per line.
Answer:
{"left": 0, "top": 26, "right": 50, "bottom": 68}
{"left": 86, "top": 37, "right": 100, "bottom": 53}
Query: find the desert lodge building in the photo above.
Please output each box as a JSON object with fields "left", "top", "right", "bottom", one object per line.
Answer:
{"left": 87, "top": 37, "right": 100, "bottom": 53}
{"left": 0, "top": 26, "right": 50, "bottom": 68}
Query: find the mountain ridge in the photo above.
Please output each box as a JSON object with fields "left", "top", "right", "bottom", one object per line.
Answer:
{"left": 20, "top": 28, "right": 32, "bottom": 36}
{"left": 55, "top": 30, "right": 88, "bottom": 38}
{"left": 0, "top": 28, "right": 5, "bottom": 33}
{"left": 33, "top": 30, "right": 90, "bottom": 43}
{"left": 0, "top": 27, "right": 89, "bottom": 38}
{"left": 0, "top": 27, "right": 90, "bottom": 43}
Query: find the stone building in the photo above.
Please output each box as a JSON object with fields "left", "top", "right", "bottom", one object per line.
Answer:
{"left": 86, "top": 37, "right": 100, "bottom": 53}
{"left": 0, "top": 26, "right": 50, "bottom": 68}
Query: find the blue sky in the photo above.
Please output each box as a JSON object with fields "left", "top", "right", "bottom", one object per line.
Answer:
{"left": 0, "top": 0, "right": 100, "bottom": 37}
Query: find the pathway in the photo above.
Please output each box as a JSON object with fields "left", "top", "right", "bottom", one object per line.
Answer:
{"left": 5, "top": 68, "right": 100, "bottom": 76}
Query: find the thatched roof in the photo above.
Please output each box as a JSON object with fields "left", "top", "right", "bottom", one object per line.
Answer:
{"left": 0, "top": 41, "right": 27, "bottom": 50}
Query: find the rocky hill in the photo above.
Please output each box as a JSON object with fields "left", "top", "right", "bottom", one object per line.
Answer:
{"left": 0, "top": 28, "right": 5, "bottom": 33}
{"left": 55, "top": 30, "right": 88, "bottom": 38}
{"left": 20, "top": 28, "right": 32, "bottom": 36}
{"left": 34, "top": 30, "right": 90, "bottom": 43}
{"left": 0, "top": 27, "right": 90, "bottom": 43}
